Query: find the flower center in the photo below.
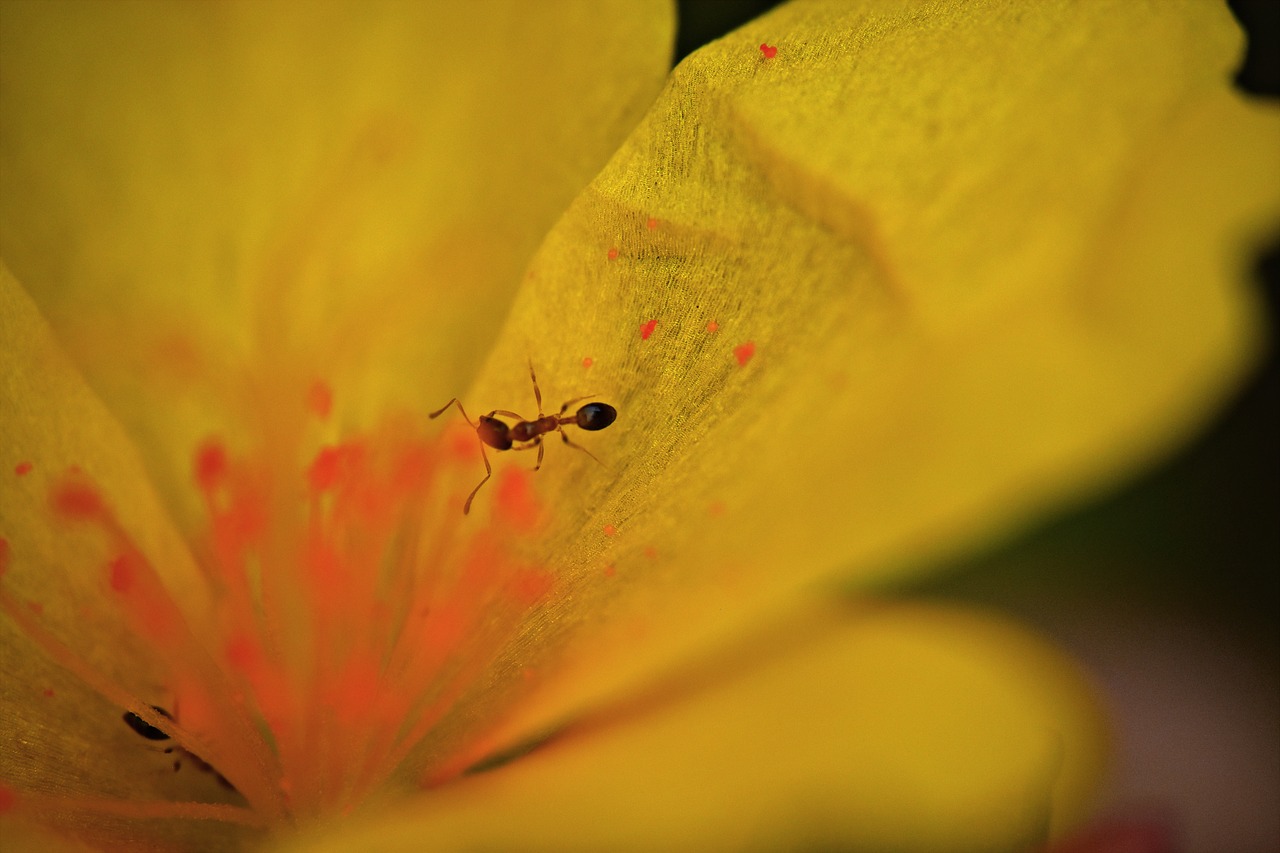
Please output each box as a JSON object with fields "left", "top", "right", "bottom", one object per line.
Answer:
{"left": 1, "top": 382, "right": 555, "bottom": 830}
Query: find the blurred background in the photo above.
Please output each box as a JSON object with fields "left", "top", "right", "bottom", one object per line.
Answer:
{"left": 677, "top": 1, "right": 1279, "bottom": 850}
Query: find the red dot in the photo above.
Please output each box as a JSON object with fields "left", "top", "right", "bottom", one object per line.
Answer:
{"left": 760, "top": 43, "right": 778, "bottom": 59}
{"left": 643, "top": 546, "right": 658, "bottom": 560}
{"left": 640, "top": 319, "right": 657, "bottom": 341}
{"left": 603, "top": 565, "right": 617, "bottom": 578}
{"left": 14, "top": 461, "right": 32, "bottom": 476}
{"left": 194, "top": 441, "right": 228, "bottom": 492}
{"left": 41, "top": 688, "right": 54, "bottom": 698}
{"left": 646, "top": 217, "right": 658, "bottom": 230}
{"left": 706, "top": 321, "right": 720, "bottom": 333}
{"left": 108, "top": 554, "right": 135, "bottom": 593}
{"left": 606, "top": 247, "right": 619, "bottom": 260}
{"left": 51, "top": 481, "right": 104, "bottom": 519}
{"left": 603, "top": 524, "right": 618, "bottom": 537}
{"left": 734, "top": 341, "right": 756, "bottom": 366}
{"left": 307, "top": 381, "right": 333, "bottom": 419}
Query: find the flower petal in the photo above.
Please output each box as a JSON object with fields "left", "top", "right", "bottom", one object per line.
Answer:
{"left": 0, "top": 0, "right": 674, "bottom": 487}
{"left": 281, "top": 603, "right": 1108, "bottom": 852}
{"left": 459, "top": 0, "right": 1279, "bottom": 743}
{"left": 1, "top": 264, "right": 257, "bottom": 844}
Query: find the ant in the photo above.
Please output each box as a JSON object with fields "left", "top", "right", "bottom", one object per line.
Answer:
{"left": 430, "top": 361, "right": 617, "bottom": 514}
{"left": 122, "top": 704, "right": 234, "bottom": 790}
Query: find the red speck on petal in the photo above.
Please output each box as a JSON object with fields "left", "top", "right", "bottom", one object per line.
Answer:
{"left": 51, "top": 480, "right": 104, "bottom": 520}
{"left": 760, "top": 43, "right": 777, "bottom": 58}
{"left": 0, "top": 783, "right": 15, "bottom": 814}
{"left": 42, "top": 688, "right": 54, "bottom": 698}
{"left": 307, "top": 381, "right": 333, "bottom": 419}
{"left": 606, "top": 247, "right": 619, "bottom": 260}
{"left": 734, "top": 341, "right": 756, "bottom": 366}
{"left": 603, "top": 524, "right": 617, "bottom": 537}
{"left": 195, "top": 441, "right": 228, "bottom": 492}
{"left": 604, "top": 565, "right": 617, "bottom": 578}
{"left": 582, "top": 357, "right": 594, "bottom": 369}
{"left": 14, "top": 461, "right": 32, "bottom": 476}
{"left": 640, "top": 319, "right": 657, "bottom": 340}
{"left": 706, "top": 321, "right": 720, "bottom": 333}
{"left": 643, "top": 546, "right": 658, "bottom": 560}
{"left": 108, "top": 554, "right": 135, "bottom": 593}
{"left": 646, "top": 217, "right": 658, "bottom": 230}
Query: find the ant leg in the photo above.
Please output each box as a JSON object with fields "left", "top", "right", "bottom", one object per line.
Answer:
{"left": 557, "top": 394, "right": 600, "bottom": 417}
{"left": 429, "top": 398, "right": 475, "bottom": 427}
{"left": 528, "top": 359, "right": 544, "bottom": 415}
{"left": 507, "top": 439, "right": 545, "bottom": 470}
{"left": 560, "top": 429, "right": 604, "bottom": 466}
{"left": 462, "top": 443, "right": 492, "bottom": 515}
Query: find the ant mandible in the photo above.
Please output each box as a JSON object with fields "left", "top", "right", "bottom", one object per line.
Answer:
{"left": 430, "top": 360, "right": 617, "bottom": 514}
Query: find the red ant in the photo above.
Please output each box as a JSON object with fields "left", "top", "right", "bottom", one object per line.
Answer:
{"left": 430, "top": 361, "right": 617, "bottom": 514}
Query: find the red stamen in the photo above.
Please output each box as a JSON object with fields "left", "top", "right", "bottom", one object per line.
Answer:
{"left": 496, "top": 468, "right": 539, "bottom": 531}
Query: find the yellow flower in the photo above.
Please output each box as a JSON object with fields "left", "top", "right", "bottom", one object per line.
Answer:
{"left": 1, "top": 1, "right": 1275, "bottom": 851}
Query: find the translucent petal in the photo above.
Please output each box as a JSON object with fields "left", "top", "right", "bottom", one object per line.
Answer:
{"left": 281, "top": 603, "right": 1108, "bottom": 852}
{"left": 0, "top": 0, "right": 674, "bottom": 505}
{"left": 457, "top": 0, "right": 1279, "bottom": 745}
{"left": 0, "top": 264, "right": 256, "bottom": 847}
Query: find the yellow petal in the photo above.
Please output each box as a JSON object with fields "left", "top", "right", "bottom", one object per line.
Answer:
{"left": 458, "top": 0, "right": 1279, "bottom": 743}
{"left": 0, "top": 264, "right": 259, "bottom": 846}
{"left": 0, "top": 0, "right": 673, "bottom": 500}
{"left": 281, "top": 603, "right": 1107, "bottom": 852}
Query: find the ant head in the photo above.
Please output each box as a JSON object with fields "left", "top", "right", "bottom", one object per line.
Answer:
{"left": 575, "top": 403, "right": 617, "bottom": 432}
{"left": 477, "top": 416, "right": 513, "bottom": 450}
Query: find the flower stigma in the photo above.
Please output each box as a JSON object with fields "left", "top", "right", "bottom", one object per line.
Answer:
{"left": 0, "top": 382, "right": 560, "bottom": 836}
